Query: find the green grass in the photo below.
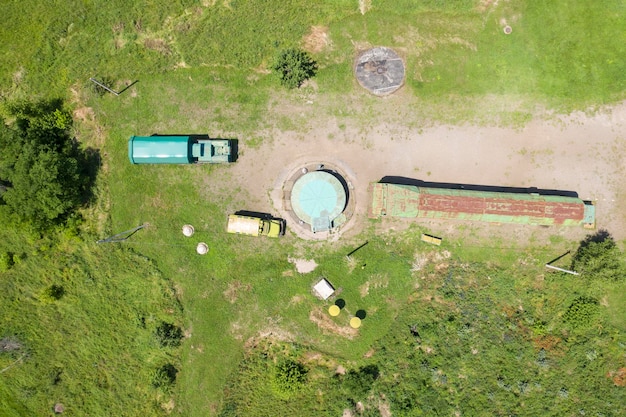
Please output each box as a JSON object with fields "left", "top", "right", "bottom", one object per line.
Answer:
{"left": 1, "top": 1, "right": 626, "bottom": 416}
{"left": 0, "top": 223, "right": 185, "bottom": 415}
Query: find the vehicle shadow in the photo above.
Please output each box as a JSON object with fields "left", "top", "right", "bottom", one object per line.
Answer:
{"left": 379, "top": 176, "right": 579, "bottom": 198}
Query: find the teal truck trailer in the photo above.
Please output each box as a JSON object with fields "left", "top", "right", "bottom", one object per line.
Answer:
{"left": 128, "top": 135, "right": 232, "bottom": 164}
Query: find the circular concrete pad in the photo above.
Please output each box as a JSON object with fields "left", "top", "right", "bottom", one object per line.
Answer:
{"left": 355, "top": 47, "right": 405, "bottom": 96}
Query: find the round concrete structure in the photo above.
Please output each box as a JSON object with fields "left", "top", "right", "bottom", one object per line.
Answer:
{"left": 290, "top": 171, "right": 347, "bottom": 233}
{"left": 196, "top": 242, "right": 209, "bottom": 255}
{"left": 355, "top": 47, "right": 405, "bottom": 96}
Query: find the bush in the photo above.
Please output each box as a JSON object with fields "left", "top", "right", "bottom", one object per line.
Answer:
{"left": 152, "top": 363, "right": 178, "bottom": 389}
{"left": 272, "top": 49, "right": 318, "bottom": 89}
{"left": 563, "top": 296, "right": 599, "bottom": 329}
{"left": 271, "top": 359, "right": 308, "bottom": 397}
{"left": 39, "top": 284, "right": 65, "bottom": 303}
{"left": 154, "top": 322, "right": 183, "bottom": 348}
{"left": 341, "top": 364, "right": 380, "bottom": 402}
{"left": 0, "top": 252, "right": 13, "bottom": 272}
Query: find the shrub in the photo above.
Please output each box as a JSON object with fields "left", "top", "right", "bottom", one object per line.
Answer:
{"left": 563, "top": 296, "right": 599, "bottom": 329}
{"left": 154, "top": 322, "right": 183, "bottom": 348}
{"left": 271, "top": 359, "right": 308, "bottom": 397}
{"left": 39, "top": 284, "right": 65, "bottom": 303}
{"left": 272, "top": 49, "right": 318, "bottom": 89}
{"left": 341, "top": 364, "right": 380, "bottom": 402}
{"left": 0, "top": 252, "right": 13, "bottom": 272}
{"left": 571, "top": 230, "right": 624, "bottom": 281}
{"left": 152, "top": 363, "right": 178, "bottom": 389}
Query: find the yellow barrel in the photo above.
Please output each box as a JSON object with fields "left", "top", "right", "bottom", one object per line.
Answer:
{"left": 350, "top": 317, "right": 362, "bottom": 329}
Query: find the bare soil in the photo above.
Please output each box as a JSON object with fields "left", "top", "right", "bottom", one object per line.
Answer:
{"left": 226, "top": 94, "right": 626, "bottom": 245}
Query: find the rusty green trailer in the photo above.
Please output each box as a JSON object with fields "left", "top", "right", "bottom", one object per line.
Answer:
{"left": 369, "top": 183, "right": 595, "bottom": 228}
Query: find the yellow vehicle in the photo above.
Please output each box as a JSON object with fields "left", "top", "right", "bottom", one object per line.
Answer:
{"left": 227, "top": 214, "right": 285, "bottom": 238}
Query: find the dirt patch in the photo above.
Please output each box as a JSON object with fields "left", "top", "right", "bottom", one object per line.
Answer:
{"left": 309, "top": 307, "right": 358, "bottom": 339}
{"left": 477, "top": 0, "right": 499, "bottom": 12}
{"left": 303, "top": 26, "right": 331, "bottom": 54}
{"left": 358, "top": 0, "right": 372, "bottom": 15}
{"left": 223, "top": 281, "right": 252, "bottom": 303}
{"left": 379, "top": 400, "right": 392, "bottom": 417}
{"left": 607, "top": 368, "right": 626, "bottom": 386}
{"left": 160, "top": 398, "right": 175, "bottom": 413}
{"left": 73, "top": 106, "right": 95, "bottom": 123}
{"left": 288, "top": 257, "right": 318, "bottom": 274}
{"left": 226, "top": 86, "right": 626, "bottom": 244}
{"left": 243, "top": 326, "right": 296, "bottom": 349}
{"left": 359, "top": 274, "right": 389, "bottom": 297}
{"left": 143, "top": 38, "right": 172, "bottom": 55}
{"left": 412, "top": 250, "right": 452, "bottom": 272}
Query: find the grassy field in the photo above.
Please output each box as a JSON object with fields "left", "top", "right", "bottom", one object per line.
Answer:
{"left": 1, "top": 0, "right": 625, "bottom": 415}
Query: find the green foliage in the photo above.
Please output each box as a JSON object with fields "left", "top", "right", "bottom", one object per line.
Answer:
{"left": 572, "top": 230, "right": 624, "bottom": 281}
{"left": 0, "top": 251, "right": 13, "bottom": 272}
{"left": 155, "top": 321, "right": 184, "bottom": 348}
{"left": 272, "top": 49, "right": 318, "bottom": 89}
{"left": 0, "top": 100, "right": 96, "bottom": 230}
{"left": 563, "top": 296, "right": 600, "bottom": 329}
{"left": 152, "top": 363, "right": 179, "bottom": 390}
{"left": 39, "top": 284, "right": 65, "bottom": 303}
{"left": 340, "top": 364, "right": 380, "bottom": 402}
{"left": 0, "top": 224, "right": 184, "bottom": 416}
{"left": 2, "top": 1, "right": 624, "bottom": 416}
{"left": 271, "top": 359, "right": 308, "bottom": 398}
{"left": 3, "top": 145, "right": 83, "bottom": 227}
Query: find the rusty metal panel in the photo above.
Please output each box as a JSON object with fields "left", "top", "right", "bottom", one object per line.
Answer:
{"left": 370, "top": 183, "right": 592, "bottom": 227}
{"left": 369, "top": 183, "right": 420, "bottom": 218}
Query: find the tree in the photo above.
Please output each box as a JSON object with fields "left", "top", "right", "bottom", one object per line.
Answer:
{"left": 571, "top": 230, "right": 624, "bottom": 281}
{"left": 0, "top": 100, "right": 93, "bottom": 230}
{"left": 272, "top": 48, "right": 318, "bottom": 89}
{"left": 3, "top": 144, "right": 82, "bottom": 227}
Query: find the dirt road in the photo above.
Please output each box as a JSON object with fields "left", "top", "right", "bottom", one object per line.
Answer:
{"left": 226, "top": 98, "right": 626, "bottom": 243}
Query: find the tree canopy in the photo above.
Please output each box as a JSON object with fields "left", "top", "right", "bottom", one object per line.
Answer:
{"left": 571, "top": 230, "right": 624, "bottom": 281}
{"left": 272, "top": 48, "right": 318, "bottom": 89}
{"left": 0, "top": 100, "right": 95, "bottom": 230}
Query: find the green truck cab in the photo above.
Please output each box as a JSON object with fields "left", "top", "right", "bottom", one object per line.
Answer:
{"left": 227, "top": 214, "right": 285, "bottom": 238}
{"left": 128, "top": 135, "right": 232, "bottom": 164}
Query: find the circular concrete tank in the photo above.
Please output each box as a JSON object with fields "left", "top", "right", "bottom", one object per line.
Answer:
{"left": 290, "top": 171, "right": 347, "bottom": 233}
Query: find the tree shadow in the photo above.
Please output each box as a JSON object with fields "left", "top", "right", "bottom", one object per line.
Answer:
{"left": 75, "top": 143, "right": 102, "bottom": 206}
{"left": 577, "top": 229, "right": 613, "bottom": 249}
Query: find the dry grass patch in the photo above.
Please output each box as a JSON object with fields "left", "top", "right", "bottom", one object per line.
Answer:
{"left": 309, "top": 307, "right": 358, "bottom": 339}
{"left": 303, "top": 26, "right": 331, "bottom": 54}
{"left": 223, "top": 281, "right": 252, "bottom": 303}
{"left": 144, "top": 38, "right": 172, "bottom": 55}
{"left": 358, "top": 0, "right": 372, "bottom": 15}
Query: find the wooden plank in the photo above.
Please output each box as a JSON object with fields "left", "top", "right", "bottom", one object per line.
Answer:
{"left": 421, "top": 233, "right": 442, "bottom": 246}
